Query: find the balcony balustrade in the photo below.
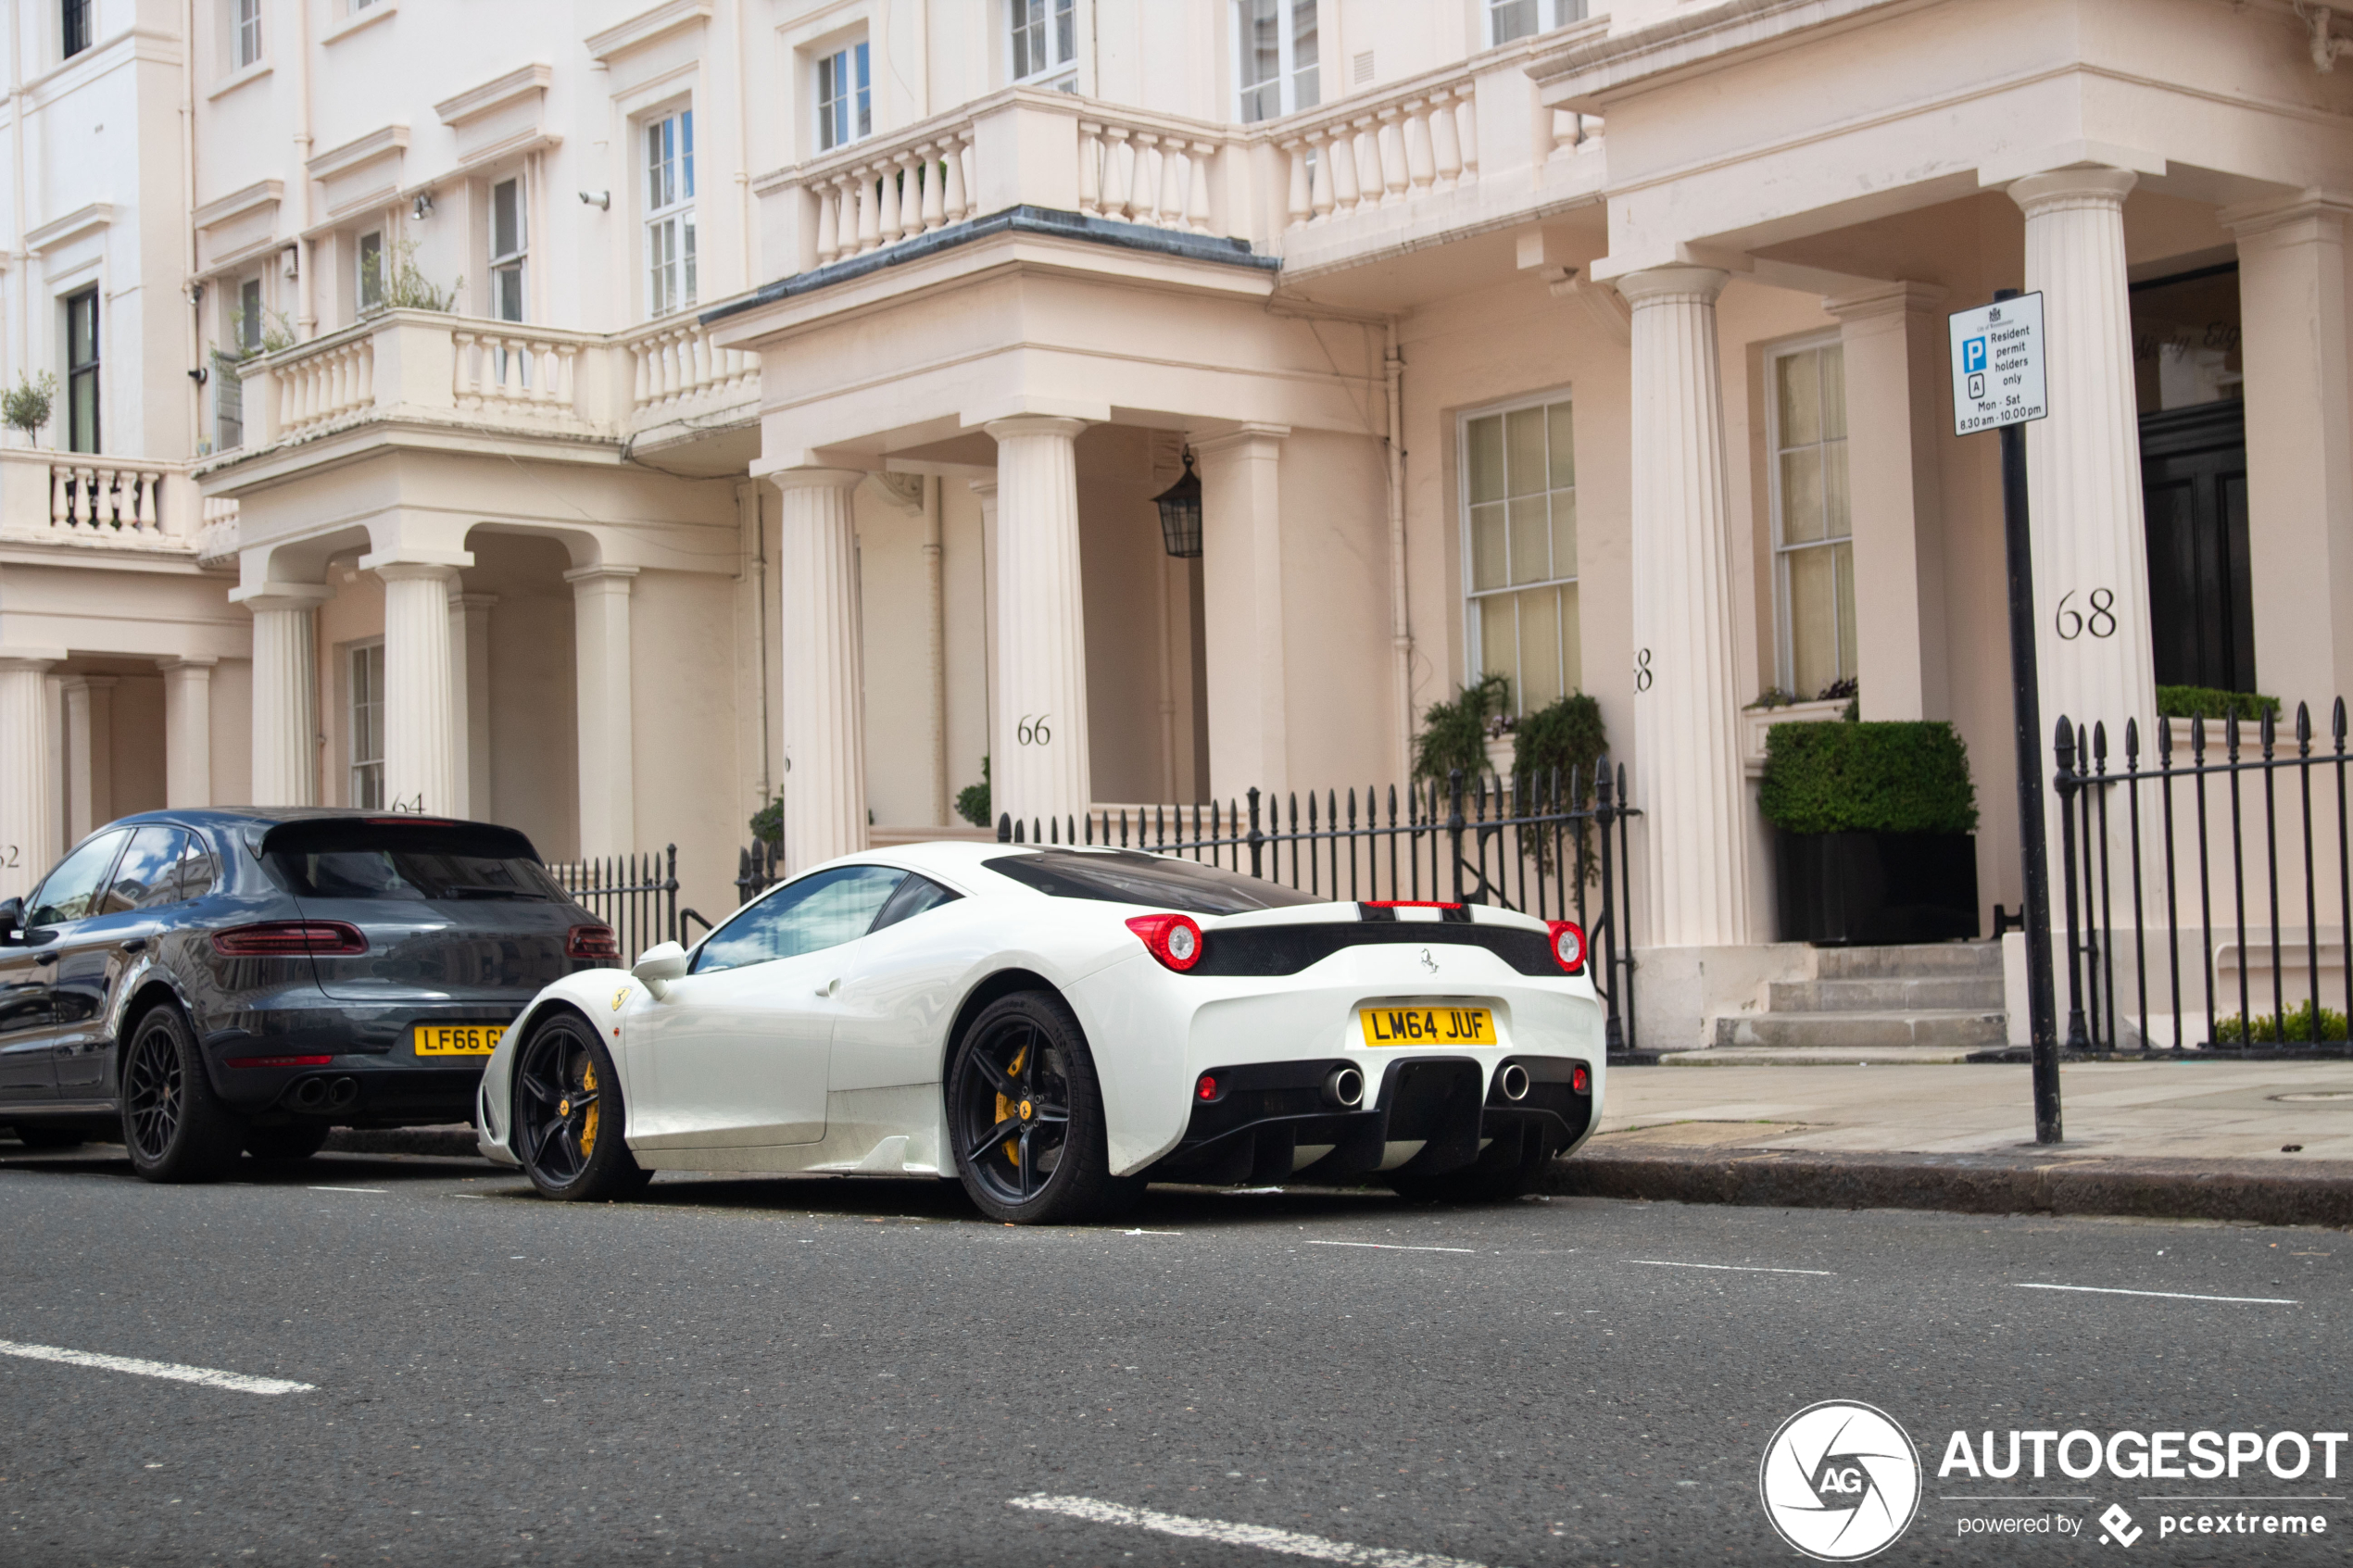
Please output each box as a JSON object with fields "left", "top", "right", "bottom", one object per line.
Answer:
{"left": 0, "top": 449, "right": 200, "bottom": 552}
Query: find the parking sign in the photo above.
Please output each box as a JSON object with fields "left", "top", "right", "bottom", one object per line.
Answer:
{"left": 1948, "top": 293, "right": 2046, "bottom": 435}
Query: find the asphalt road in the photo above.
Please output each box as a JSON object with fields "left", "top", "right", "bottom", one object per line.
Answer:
{"left": 0, "top": 1137, "right": 2346, "bottom": 1568}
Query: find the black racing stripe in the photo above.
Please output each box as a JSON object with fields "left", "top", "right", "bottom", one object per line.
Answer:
{"left": 1189, "top": 921, "right": 1555, "bottom": 977}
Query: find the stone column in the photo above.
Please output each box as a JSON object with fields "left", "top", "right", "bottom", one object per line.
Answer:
{"left": 0, "top": 655, "right": 56, "bottom": 897}
{"left": 450, "top": 592, "right": 497, "bottom": 821}
{"left": 1617, "top": 266, "right": 1751, "bottom": 948}
{"left": 773, "top": 470, "right": 869, "bottom": 874}
{"left": 235, "top": 583, "right": 333, "bottom": 807}
{"left": 2224, "top": 194, "right": 2353, "bottom": 709}
{"left": 374, "top": 563, "right": 460, "bottom": 816}
{"left": 1825, "top": 282, "right": 1950, "bottom": 721}
{"left": 159, "top": 659, "right": 217, "bottom": 809}
{"left": 985, "top": 416, "right": 1093, "bottom": 833}
{"left": 61, "top": 676, "right": 116, "bottom": 841}
{"left": 1192, "top": 423, "right": 1291, "bottom": 801}
{"left": 565, "top": 568, "right": 637, "bottom": 857}
{"left": 2010, "top": 168, "right": 2159, "bottom": 761}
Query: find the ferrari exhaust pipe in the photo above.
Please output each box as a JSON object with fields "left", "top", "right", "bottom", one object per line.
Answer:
{"left": 1498, "top": 1063, "right": 1530, "bottom": 1102}
{"left": 1322, "top": 1065, "right": 1365, "bottom": 1109}
{"left": 291, "top": 1077, "right": 329, "bottom": 1110}
{"left": 326, "top": 1077, "right": 359, "bottom": 1111}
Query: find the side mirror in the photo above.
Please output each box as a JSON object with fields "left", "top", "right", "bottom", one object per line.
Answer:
{"left": 0, "top": 897, "right": 19, "bottom": 943}
{"left": 631, "top": 941, "right": 689, "bottom": 1000}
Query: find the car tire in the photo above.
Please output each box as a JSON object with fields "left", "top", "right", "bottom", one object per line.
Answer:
{"left": 12, "top": 1125, "right": 87, "bottom": 1151}
{"left": 514, "top": 1011, "right": 652, "bottom": 1202}
{"left": 947, "top": 990, "right": 1141, "bottom": 1225}
{"left": 244, "top": 1123, "right": 332, "bottom": 1163}
{"left": 120, "top": 1005, "right": 244, "bottom": 1184}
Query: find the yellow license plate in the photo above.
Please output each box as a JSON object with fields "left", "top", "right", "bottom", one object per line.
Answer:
{"left": 413, "top": 1024, "right": 504, "bottom": 1058}
{"left": 1358, "top": 1006, "right": 1497, "bottom": 1047}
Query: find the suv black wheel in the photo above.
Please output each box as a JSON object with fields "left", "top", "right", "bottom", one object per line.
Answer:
{"left": 948, "top": 991, "right": 1140, "bottom": 1225}
{"left": 515, "top": 1012, "right": 652, "bottom": 1201}
{"left": 121, "top": 1006, "right": 244, "bottom": 1184}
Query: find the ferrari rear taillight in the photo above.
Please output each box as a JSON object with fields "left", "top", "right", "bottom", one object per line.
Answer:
{"left": 566, "top": 923, "right": 620, "bottom": 961}
{"left": 211, "top": 922, "right": 369, "bottom": 958}
{"left": 1196, "top": 1073, "right": 1223, "bottom": 1101}
{"left": 1126, "top": 913, "right": 1205, "bottom": 972}
{"left": 1571, "top": 1064, "right": 1592, "bottom": 1096}
{"left": 1546, "top": 920, "right": 1587, "bottom": 974}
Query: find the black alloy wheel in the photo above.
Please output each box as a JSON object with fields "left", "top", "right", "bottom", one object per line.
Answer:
{"left": 515, "top": 1013, "right": 650, "bottom": 1201}
{"left": 121, "top": 1006, "right": 243, "bottom": 1183}
{"left": 948, "top": 991, "right": 1139, "bottom": 1224}
{"left": 245, "top": 1123, "right": 333, "bottom": 1163}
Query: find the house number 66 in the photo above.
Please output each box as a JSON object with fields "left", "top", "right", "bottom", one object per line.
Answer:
{"left": 1016, "top": 714, "right": 1053, "bottom": 746}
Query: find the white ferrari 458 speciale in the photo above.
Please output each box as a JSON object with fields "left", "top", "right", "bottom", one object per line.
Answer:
{"left": 476, "top": 841, "right": 1604, "bottom": 1223}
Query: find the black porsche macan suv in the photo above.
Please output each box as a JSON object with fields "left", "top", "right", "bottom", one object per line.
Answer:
{"left": 0, "top": 809, "right": 615, "bottom": 1181}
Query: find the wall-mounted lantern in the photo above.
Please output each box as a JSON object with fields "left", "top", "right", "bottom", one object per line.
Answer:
{"left": 1151, "top": 451, "right": 1202, "bottom": 558}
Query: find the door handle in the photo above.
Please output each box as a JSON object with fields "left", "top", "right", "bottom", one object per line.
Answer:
{"left": 121, "top": 938, "right": 147, "bottom": 954}
{"left": 32, "top": 952, "right": 57, "bottom": 965}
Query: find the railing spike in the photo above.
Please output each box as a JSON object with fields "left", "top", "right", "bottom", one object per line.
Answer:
{"left": 2124, "top": 716, "right": 2139, "bottom": 763}
{"left": 2298, "top": 700, "right": 2313, "bottom": 750}
{"left": 2338, "top": 696, "right": 2348, "bottom": 747}
{"left": 2092, "top": 720, "right": 2108, "bottom": 765}
{"left": 2052, "top": 715, "right": 2075, "bottom": 762}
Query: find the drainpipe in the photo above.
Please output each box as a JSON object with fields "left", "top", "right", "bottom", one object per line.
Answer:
{"left": 746, "top": 479, "right": 772, "bottom": 807}
{"left": 11, "top": 6, "right": 27, "bottom": 396}
{"left": 182, "top": 0, "right": 200, "bottom": 447}
{"left": 291, "top": 0, "right": 314, "bottom": 338}
{"left": 925, "top": 474, "right": 949, "bottom": 823}
{"left": 1385, "top": 318, "right": 1415, "bottom": 784}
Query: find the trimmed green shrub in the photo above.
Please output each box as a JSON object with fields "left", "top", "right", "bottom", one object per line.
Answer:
{"left": 1412, "top": 672, "right": 1510, "bottom": 785}
{"left": 954, "top": 755, "right": 991, "bottom": 828}
{"left": 2155, "top": 685, "right": 2282, "bottom": 724}
{"left": 749, "top": 796, "right": 781, "bottom": 846}
{"left": 2213, "top": 999, "right": 2349, "bottom": 1045}
{"left": 1511, "top": 693, "right": 1607, "bottom": 793}
{"left": 1758, "top": 721, "right": 1978, "bottom": 835}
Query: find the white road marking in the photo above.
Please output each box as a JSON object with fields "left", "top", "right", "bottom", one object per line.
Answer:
{"left": 1624, "top": 1260, "right": 1832, "bottom": 1276}
{"left": 307, "top": 1185, "right": 385, "bottom": 1194}
{"left": 0, "top": 1339, "right": 314, "bottom": 1396}
{"left": 1009, "top": 1494, "right": 1498, "bottom": 1568}
{"left": 2016, "top": 1283, "right": 2298, "bottom": 1305}
{"left": 1122, "top": 1229, "right": 1181, "bottom": 1236}
{"left": 1307, "top": 1241, "right": 1476, "bottom": 1255}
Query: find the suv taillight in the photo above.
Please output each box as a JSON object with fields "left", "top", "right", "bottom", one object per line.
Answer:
{"left": 1126, "top": 913, "right": 1205, "bottom": 972}
{"left": 566, "top": 924, "right": 620, "bottom": 962}
{"left": 211, "top": 922, "right": 369, "bottom": 957}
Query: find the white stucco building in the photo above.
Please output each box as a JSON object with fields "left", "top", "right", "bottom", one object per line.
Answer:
{"left": 4, "top": 0, "right": 2349, "bottom": 1045}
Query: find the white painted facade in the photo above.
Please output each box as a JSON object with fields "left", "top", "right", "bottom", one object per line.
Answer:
{"left": 3, "top": 0, "right": 2350, "bottom": 1046}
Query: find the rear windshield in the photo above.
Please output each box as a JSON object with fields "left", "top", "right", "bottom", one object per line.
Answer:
{"left": 259, "top": 820, "right": 564, "bottom": 903}
{"left": 984, "top": 850, "right": 1319, "bottom": 915}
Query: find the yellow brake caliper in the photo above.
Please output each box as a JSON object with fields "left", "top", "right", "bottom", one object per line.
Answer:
{"left": 579, "top": 1061, "right": 600, "bottom": 1157}
{"left": 997, "top": 1045, "right": 1026, "bottom": 1166}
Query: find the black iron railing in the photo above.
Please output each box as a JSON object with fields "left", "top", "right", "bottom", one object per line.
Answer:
{"left": 995, "top": 765, "right": 1642, "bottom": 1052}
{"left": 547, "top": 844, "right": 681, "bottom": 963}
{"left": 2054, "top": 704, "right": 2353, "bottom": 1055}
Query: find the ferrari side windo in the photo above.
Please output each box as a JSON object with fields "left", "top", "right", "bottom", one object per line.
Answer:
{"left": 477, "top": 843, "right": 1604, "bottom": 1223}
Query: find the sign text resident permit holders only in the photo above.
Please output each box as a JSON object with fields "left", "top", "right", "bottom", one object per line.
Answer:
{"left": 1948, "top": 292, "right": 2047, "bottom": 435}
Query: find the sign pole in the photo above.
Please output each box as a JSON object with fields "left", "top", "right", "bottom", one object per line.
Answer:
{"left": 1951, "top": 287, "right": 2061, "bottom": 1144}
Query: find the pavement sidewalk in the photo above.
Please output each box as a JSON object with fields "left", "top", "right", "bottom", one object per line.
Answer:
{"left": 1554, "top": 1055, "right": 2353, "bottom": 1227}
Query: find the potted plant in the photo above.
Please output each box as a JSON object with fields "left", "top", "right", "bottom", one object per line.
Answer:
{"left": 1758, "top": 721, "right": 1979, "bottom": 944}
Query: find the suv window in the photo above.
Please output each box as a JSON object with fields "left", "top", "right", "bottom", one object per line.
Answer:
{"left": 25, "top": 828, "right": 133, "bottom": 928}
{"left": 694, "top": 865, "right": 906, "bottom": 973}
{"left": 101, "top": 826, "right": 191, "bottom": 913}
{"left": 984, "top": 849, "right": 1317, "bottom": 915}
{"left": 261, "top": 820, "right": 561, "bottom": 902}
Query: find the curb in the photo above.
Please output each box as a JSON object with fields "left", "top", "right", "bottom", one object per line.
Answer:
{"left": 324, "top": 1126, "right": 483, "bottom": 1159}
{"left": 1545, "top": 1145, "right": 2353, "bottom": 1228}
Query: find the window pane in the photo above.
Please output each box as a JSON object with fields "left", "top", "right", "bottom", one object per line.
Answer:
{"left": 1517, "top": 585, "right": 1563, "bottom": 711}
{"left": 1507, "top": 496, "right": 1548, "bottom": 585}
{"left": 493, "top": 266, "right": 524, "bottom": 322}
{"left": 1819, "top": 344, "right": 1847, "bottom": 441}
{"left": 1478, "top": 593, "right": 1516, "bottom": 702}
{"left": 1466, "top": 415, "right": 1504, "bottom": 505}
{"left": 103, "top": 827, "right": 188, "bottom": 914}
{"left": 1777, "top": 349, "right": 1822, "bottom": 447}
{"left": 1241, "top": 0, "right": 1279, "bottom": 94}
{"left": 177, "top": 835, "right": 219, "bottom": 901}
{"left": 1787, "top": 545, "right": 1838, "bottom": 697}
{"left": 696, "top": 865, "right": 906, "bottom": 972}
{"left": 854, "top": 44, "right": 871, "bottom": 137}
{"left": 1558, "top": 581, "right": 1582, "bottom": 696}
{"left": 681, "top": 110, "right": 695, "bottom": 197}
{"left": 358, "top": 232, "right": 384, "bottom": 309}
{"left": 683, "top": 216, "right": 697, "bottom": 307}
{"left": 1780, "top": 446, "right": 1824, "bottom": 545}
{"left": 27, "top": 829, "right": 132, "bottom": 928}
{"left": 1490, "top": 0, "right": 1539, "bottom": 44}
{"left": 1012, "top": 0, "right": 1037, "bottom": 78}
{"left": 1504, "top": 406, "right": 1545, "bottom": 497}
{"left": 1056, "top": 0, "right": 1076, "bottom": 67}
{"left": 1833, "top": 540, "right": 1856, "bottom": 682}
{"left": 1470, "top": 502, "right": 1505, "bottom": 591}
{"left": 1549, "top": 489, "right": 1577, "bottom": 581}
{"left": 1290, "top": 0, "right": 1317, "bottom": 108}
{"left": 648, "top": 121, "right": 669, "bottom": 207}
{"left": 1822, "top": 439, "right": 1851, "bottom": 541}
{"left": 1545, "top": 400, "right": 1575, "bottom": 489}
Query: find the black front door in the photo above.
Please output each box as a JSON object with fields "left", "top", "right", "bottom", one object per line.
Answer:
{"left": 2139, "top": 399, "right": 2253, "bottom": 693}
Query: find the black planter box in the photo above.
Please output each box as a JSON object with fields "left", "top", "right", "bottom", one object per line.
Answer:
{"left": 1775, "top": 831, "right": 1979, "bottom": 946}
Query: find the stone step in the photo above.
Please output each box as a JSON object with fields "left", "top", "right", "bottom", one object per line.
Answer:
{"left": 1768, "top": 976, "right": 2007, "bottom": 1012}
{"left": 1712, "top": 1009, "right": 2010, "bottom": 1051}
{"left": 1813, "top": 942, "right": 2004, "bottom": 980}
